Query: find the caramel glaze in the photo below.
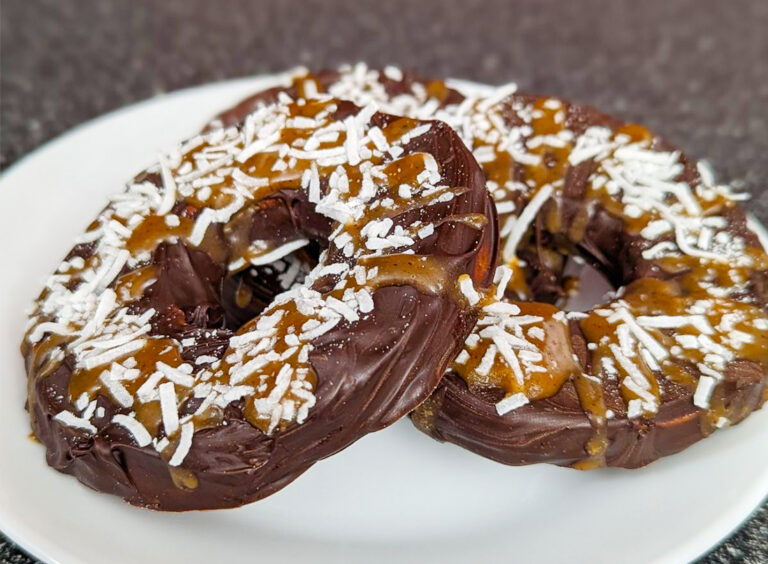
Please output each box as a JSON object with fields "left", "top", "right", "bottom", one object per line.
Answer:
{"left": 24, "top": 72, "right": 498, "bottom": 510}
{"left": 413, "top": 92, "right": 768, "bottom": 469}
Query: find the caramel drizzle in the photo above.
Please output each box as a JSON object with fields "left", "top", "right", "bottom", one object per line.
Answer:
{"left": 26, "top": 71, "right": 484, "bottom": 472}
{"left": 447, "top": 89, "right": 768, "bottom": 467}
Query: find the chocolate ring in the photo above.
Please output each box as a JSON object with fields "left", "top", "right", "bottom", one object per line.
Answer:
{"left": 412, "top": 91, "right": 768, "bottom": 468}
{"left": 22, "top": 89, "right": 497, "bottom": 509}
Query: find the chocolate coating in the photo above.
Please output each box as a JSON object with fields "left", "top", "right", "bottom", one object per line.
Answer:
{"left": 24, "top": 90, "right": 498, "bottom": 509}
{"left": 417, "top": 361, "right": 765, "bottom": 468}
{"left": 413, "top": 94, "right": 768, "bottom": 469}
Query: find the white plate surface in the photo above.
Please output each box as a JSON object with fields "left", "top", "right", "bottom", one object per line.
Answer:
{"left": 1, "top": 74, "right": 766, "bottom": 564}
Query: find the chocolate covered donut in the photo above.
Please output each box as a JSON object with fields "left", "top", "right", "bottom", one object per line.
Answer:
{"left": 412, "top": 90, "right": 768, "bottom": 468}
{"left": 22, "top": 91, "right": 498, "bottom": 509}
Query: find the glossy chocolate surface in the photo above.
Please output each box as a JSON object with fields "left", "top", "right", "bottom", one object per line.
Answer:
{"left": 413, "top": 94, "right": 768, "bottom": 469}
{"left": 23, "top": 81, "right": 497, "bottom": 509}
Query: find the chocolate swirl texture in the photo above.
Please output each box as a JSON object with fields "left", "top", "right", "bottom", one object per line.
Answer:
{"left": 22, "top": 86, "right": 498, "bottom": 509}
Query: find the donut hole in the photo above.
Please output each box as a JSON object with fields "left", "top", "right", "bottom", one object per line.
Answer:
{"left": 220, "top": 242, "right": 320, "bottom": 330}
{"left": 562, "top": 257, "right": 615, "bottom": 313}
{"left": 516, "top": 199, "right": 671, "bottom": 313}
{"left": 133, "top": 236, "right": 324, "bottom": 367}
{"left": 516, "top": 240, "right": 616, "bottom": 312}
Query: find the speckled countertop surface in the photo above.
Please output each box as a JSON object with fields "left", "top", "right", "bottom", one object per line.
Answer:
{"left": 1, "top": 0, "right": 766, "bottom": 562}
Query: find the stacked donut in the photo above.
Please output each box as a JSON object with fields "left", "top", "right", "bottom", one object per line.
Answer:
{"left": 23, "top": 64, "right": 768, "bottom": 510}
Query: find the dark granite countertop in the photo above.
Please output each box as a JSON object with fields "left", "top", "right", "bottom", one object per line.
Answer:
{"left": 1, "top": 0, "right": 766, "bottom": 562}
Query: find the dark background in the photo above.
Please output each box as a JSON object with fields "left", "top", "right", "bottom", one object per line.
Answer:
{"left": 1, "top": 0, "right": 766, "bottom": 562}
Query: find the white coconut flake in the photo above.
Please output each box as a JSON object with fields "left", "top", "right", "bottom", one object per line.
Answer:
{"left": 495, "top": 392, "right": 529, "bottom": 415}
{"left": 458, "top": 275, "right": 480, "bottom": 306}
{"left": 136, "top": 371, "right": 164, "bottom": 403}
{"left": 157, "top": 159, "right": 178, "bottom": 215}
{"left": 82, "top": 339, "right": 146, "bottom": 370}
{"left": 53, "top": 410, "right": 97, "bottom": 434}
{"left": 189, "top": 208, "right": 215, "bottom": 246}
{"left": 99, "top": 370, "right": 133, "bottom": 407}
{"left": 112, "top": 414, "right": 152, "bottom": 447}
{"left": 626, "top": 399, "right": 644, "bottom": 419}
{"left": 236, "top": 131, "right": 281, "bottom": 163}
{"left": 249, "top": 239, "right": 310, "bottom": 266}
{"left": 502, "top": 184, "right": 554, "bottom": 262}
{"left": 693, "top": 375, "right": 717, "bottom": 409}
{"left": 610, "top": 308, "right": 669, "bottom": 362}
{"left": 159, "top": 382, "right": 180, "bottom": 437}
{"left": 156, "top": 361, "right": 195, "bottom": 388}
{"left": 168, "top": 422, "right": 195, "bottom": 466}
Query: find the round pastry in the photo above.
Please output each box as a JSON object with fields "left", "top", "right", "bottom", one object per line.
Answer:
{"left": 22, "top": 92, "right": 498, "bottom": 509}
{"left": 411, "top": 89, "right": 768, "bottom": 468}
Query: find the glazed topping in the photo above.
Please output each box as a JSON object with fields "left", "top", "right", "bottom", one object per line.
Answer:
{"left": 442, "top": 83, "right": 768, "bottom": 434}
{"left": 454, "top": 266, "right": 581, "bottom": 414}
{"left": 25, "top": 87, "right": 481, "bottom": 465}
{"left": 582, "top": 279, "right": 768, "bottom": 421}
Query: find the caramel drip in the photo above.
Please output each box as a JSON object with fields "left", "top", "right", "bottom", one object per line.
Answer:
{"left": 362, "top": 186, "right": 470, "bottom": 225}
{"left": 383, "top": 152, "right": 432, "bottom": 187}
{"left": 451, "top": 288, "right": 612, "bottom": 465}
{"left": 24, "top": 333, "right": 74, "bottom": 421}
{"left": 381, "top": 116, "right": 422, "bottom": 144}
{"left": 424, "top": 79, "right": 454, "bottom": 103}
{"left": 126, "top": 215, "right": 193, "bottom": 254}
{"left": 482, "top": 150, "right": 514, "bottom": 200}
{"left": 114, "top": 265, "right": 158, "bottom": 301}
{"left": 580, "top": 277, "right": 768, "bottom": 422}
{"left": 581, "top": 121, "right": 742, "bottom": 239}
{"left": 296, "top": 76, "right": 322, "bottom": 100}
{"left": 358, "top": 254, "right": 457, "bottom": 297}
{"left": 526, "top": 99, "right": 572, "bottom": 189}
{"left": 69, "top": 339, "right": 185, "bottom": 434}
{"left": 622, "top": 279, "right": 767, "bottom": 367}
{"left": 134, "top": 401, "right": 163, "bottom": 438}
{"left": 571, "top": 372, "right": 609, "bottom": 470}
{"left": 69, "top": 338, "right": 181, "bottom": 401}
{"left": 453, "top": 301, "right": 579, "bottom": 401}
{"left": 234, "top": 278, "right": 254, "bottom": 308}
{"left": 169, "top": 467, "right": 199, "bottom": 491}
{"left": 580, "top": 306, "right": 661, "bottom": 412}
{"left": 503, "top": 259, "right": 531, "bottom": 299}
{"left": 443, "top": 213, "right": 488, "bottom": 231}
{"left": 24, "top": 333, "right": 72, "bottom": 380}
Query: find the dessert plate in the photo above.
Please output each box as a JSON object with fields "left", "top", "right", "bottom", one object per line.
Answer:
{"left": 0, "top": 74, "right": 766, "bottom": 564}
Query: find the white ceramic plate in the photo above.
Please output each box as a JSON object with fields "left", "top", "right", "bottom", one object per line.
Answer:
{"left": 1, "top": 74, "right": 766, "bottom": 564}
